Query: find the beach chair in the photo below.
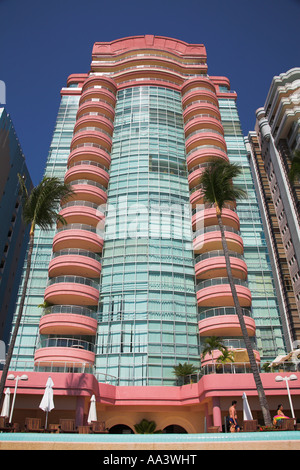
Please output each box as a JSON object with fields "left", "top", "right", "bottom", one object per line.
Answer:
{"left": 207, "top": 426, "right": 220, "bottom": 433}
{"left": 243, "top": 420, "right": 258, "bottom": 432}
{"left": 280, "top": 418, "right": 295, "bottom": 430}
{"left": 91, "top": 421, "right": 109, "bottom": 433}
{"left": 0, "top": 416, "right": 13, "bottom": 432}
{"left": 78, "top": 425, "right": 92, "bottom": 434}
{"left": 59, "top": 418, "right": 78, "bottom": 433}
{"left": 24, "top": 417, "right": 44, "bottom": 432}
{"left": 47, "top": 423, "right": 60, "bottom": 433}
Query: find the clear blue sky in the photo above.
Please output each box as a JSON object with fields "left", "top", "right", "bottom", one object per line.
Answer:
{"left": 1, "top": 0, "right": 299, "bottom": 185}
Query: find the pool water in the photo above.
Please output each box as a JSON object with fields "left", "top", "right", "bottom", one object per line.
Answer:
{"left": 0, "top": 431, "right": 299, "bottom": 443}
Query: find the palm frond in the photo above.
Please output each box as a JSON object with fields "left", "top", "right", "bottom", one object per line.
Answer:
{"left": 199, "top": 160, "right": 247, "bottom": 210}
{"left": 22, "top": 176, "right": 74, "bottom": 231}
{"left": 201, "top": 336, "right": 226, "bottom": 358}
{"left": 134, "top": 419, "right": 162, "bottom": 434}
{"left": 55, "top": 213, "right": 68, "bottom": 227}
{"left": 172, "top": 362, "right": 198, "bottom": 377}
{"left": 216, "top": 349, "right": 235, "bottom": 364}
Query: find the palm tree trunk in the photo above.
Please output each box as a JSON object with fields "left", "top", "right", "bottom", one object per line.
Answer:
{"left": 0, "top": 231, "right": 34, "bottom": 406}
{"left": 211, "top": 350, "right": 215, "bottom": 373}
{"left": 216, "top": 207, "right": 272, "bottom": 427}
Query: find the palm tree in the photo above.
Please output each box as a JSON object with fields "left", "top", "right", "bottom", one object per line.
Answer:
{"left": 289, "top": 149, "right": 300, "bottom": 184}
{"left": 172, "top": 362, "right": 199, "bottom": 384}
{"left": 199, "top": 159, "right": 272, "bottom": 426}
{"left": 216, "top": 348, "right": 235, "bottom": 372}
{"left": 134, "top": 419, "right": 162, "bottom": 434}
{"left": 201, "top": 336, "right": 226, "bottom": 372}
{"left": 0, "top": 175, "right": 74, "bottom": 405}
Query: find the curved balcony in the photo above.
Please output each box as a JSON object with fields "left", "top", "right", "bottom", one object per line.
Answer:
{"left": 81, "top": 75, "right": 117, "bottom": 94}
{"left": 75, "top": 110, "right": 114, "bottom": 125}
{"left": 53, "top": 224, "right": 104, "bottom": 252}
{"left": 201, "top": 347, "right": 261, "bottom": 369}
{"left": 48, "top": 249, "right": 102, "bottom": 278}
{"left": 193, "top": 225, "right": 240, "bottom": 239}
{"left": 192, "top": 201, "right": 236, "bottom": 211}
{"left": 76, "top": 100, "right": 115, "bottom": 122}
{"left": 58, "top": 201, "right": 105, "bottom": 227}
{"left": 79, "top": 87, "right": 116, "bottom": 107}
{"left": 185, "top": 112, "right": 222, "bottom": 126}
{"left": 196, "top": 277, "right": 252, "bottom": 308}
{"left": 186, "top": 147, "right": 228, "bottom": 171}
{"left": 65, "top": 162, "right": 109, "bottom": 187}
{"left": 195, "top": 252, "right": 247, "bottom": 280}
{"left": 183, "top": 102, "right": 221, "bottom": 123}
{"left": 182, "top": 89, "right": 219, "bottom": 109}
{"left": 69, "top": 179, "right": 107, "bottom": 205}
{"left": 184, "top": 115, "right": 224, "bottom": 139}
{"left": 34, "top": 337, "right": 96, "bottom": 367}
{"left": 190, "top": 186, "right": 204, "bottom": 206}
{"left": 92, "top": 56, "right": 207, "bottom": 77}
{"left": 198, "top": 306, "right": 251, "bottom": 320}
{"left": 67, "top": 146, "right": 111, "bottom": 169}
{"left": 39, "top": 305, "right": 98, "bottom": 336}
{"left": 73, "top": 126, "right": 112, "bottom": 140}
{"left": 44, "top": 275, "right": 100, "bottom": 306}
{"left": 113, "top": 68, "right": 184, "bottom": 86}
{"left": 70, "top": 130, "right": 112, "bottom": 153}
{"left": 74, "top": 114, "right": 114, "bottom": 137}
{"left": 68, "top": 159, "right": 109, "bottom": 173}
{"left": 188, "top": 165, "right": 205, "bottom": 189}
{"left": 201, "top": 335, "right": 260, "bottom": 367}
{"left": 193, "top": 227, "right": 244, "bottom": 254}
{"left": 181, "top": 78, "right": 216, "bottom": 96}
{"left": 192, "top": 206, "right": 240, "bottom": 231}
{"left": 185, "top": 132, "right": 227, "bottom": 154}
{"left": 199, "top": 314, "right": 256, "bottom": 338}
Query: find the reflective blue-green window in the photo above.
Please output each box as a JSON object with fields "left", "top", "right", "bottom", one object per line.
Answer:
{"left": 95, "top": 86, "right": 199, "bottom": 385}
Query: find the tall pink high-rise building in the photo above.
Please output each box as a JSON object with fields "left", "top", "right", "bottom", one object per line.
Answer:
{"left": 2, "top": 36, "right": 294, "bottom": 433}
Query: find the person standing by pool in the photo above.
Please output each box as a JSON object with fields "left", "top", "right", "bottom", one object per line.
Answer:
{"left": 229, "top": 400, "right": 240, "bottom": 432}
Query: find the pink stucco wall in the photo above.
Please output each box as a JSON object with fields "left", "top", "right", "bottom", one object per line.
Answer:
{"left": 1, "top": 370, "right": 300, "bottom": 431}
{"left": 2, "top": 370, "right": 299, "bottom": 404}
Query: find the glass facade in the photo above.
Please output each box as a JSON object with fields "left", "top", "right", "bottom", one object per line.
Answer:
{"left": 10, "top": 95, "right": 80, "bottom": 369}
{"left": 96, "top": 86, "right": 199, "bottom": 385}
{"left": 218, "top": 96, "right": 286, "bottom": 361}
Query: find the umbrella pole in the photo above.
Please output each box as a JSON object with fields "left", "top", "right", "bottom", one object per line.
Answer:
{"left": 45, "top": 410, "right": 48, "bottom": 430}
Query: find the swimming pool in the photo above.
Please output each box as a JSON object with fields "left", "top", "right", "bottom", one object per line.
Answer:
{"left": 0, "top": 430, "right": 299, "bottom": 443}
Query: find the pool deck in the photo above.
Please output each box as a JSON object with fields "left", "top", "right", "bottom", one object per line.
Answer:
{"left": 0, "top": 431, "right": 300, "bottom": 450}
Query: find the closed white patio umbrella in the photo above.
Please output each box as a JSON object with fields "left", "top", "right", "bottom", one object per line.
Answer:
{"left": 242, "top": 392, "right": 253, "bottom": 421}
{"left": 39, "top": 377, "right": 54, "bottom": 429}
{"left": 87, "top": 394, "right": 97, "bottom": 424}
{"left": 0, "top": 388, "right": 10, "bottom": 418}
